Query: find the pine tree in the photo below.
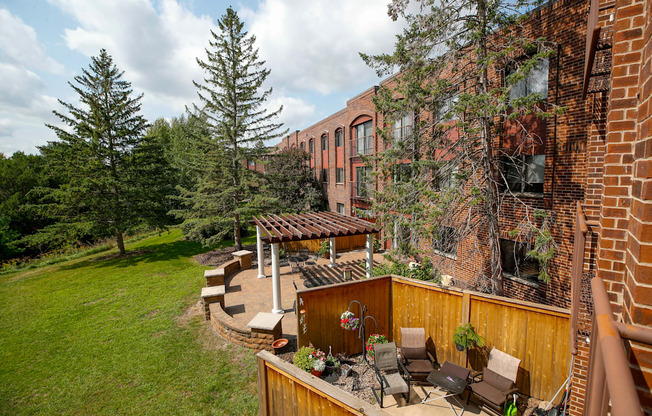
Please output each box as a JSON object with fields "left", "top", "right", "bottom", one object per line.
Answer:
{"left": 39, "top": 49, "right": 170, "bottom": 255}
{"left": 173, "top": 7, "right": 285, "bottom": 250}
{"left": 362, "top": 0, "right": 561, "bottom": 294}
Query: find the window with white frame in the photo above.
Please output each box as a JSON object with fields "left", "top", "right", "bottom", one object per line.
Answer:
{"left": 335, "top": 129, "right": 343, "bottom": 147}
{"left": 354, "top": 120, "right": 373, "bottom": 155}
{"left": 500, "top": 238, "right": 539, "bottom": 280}
{"left": 393, "top": 113, "right": 413, "bottom": 141}
{"left": 321, "top": 134, "right": 327, "bottom": 151}
{"left": 337, "top": 203, "right": 345, "bottom": 214}
{"left": 432, "top": 226, "right": 458, "bottom": 257}
{"left": 508, "top": 58, "right": 549, "bottom": 101}
{"left": 502, "top": 154, "right": 545, "bottom": 194}
{"left": 336, "top": 167, "right": 344, "bottom": 184}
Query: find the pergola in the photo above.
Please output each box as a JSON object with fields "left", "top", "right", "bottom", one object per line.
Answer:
{"left": 251, "top": 211, "right": 381, "bottom": 314}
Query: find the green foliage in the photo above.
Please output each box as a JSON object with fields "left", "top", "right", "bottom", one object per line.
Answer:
{"left": 453, "top": 323, "right": 485, "bottom": 352}
{"left": 293, "top": 346, "right": 324, "bottom": 372}
{"left": 372, "top": 257, "right": 440, "bottom": 282}
{"left": 38, "top": 49, "right": 172, "bottom": 255}
{"left": 264, "top": 148, "right": 325, "bottom": 213}
{"left": 366, "top": 334, "right": 388, "bottom": 359}
{"left": 317, "top": 239, "right": 330, "bottom": 257}
{"left": 174, "top": 7, "right": 286, "bottom": 251}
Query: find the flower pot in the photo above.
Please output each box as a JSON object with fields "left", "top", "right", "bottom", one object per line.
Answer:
{"left": 455, "top": 342, "right": 466, "bottom": 352}
{"left": 311, "top": 369, "right": 323, "bottom": 377}
{"left": 272, "top": 338, "right": 288, "bottom": 355}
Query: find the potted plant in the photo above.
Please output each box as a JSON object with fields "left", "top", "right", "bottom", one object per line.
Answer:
{"left": 293, "top": 346, "right": 325, "bottom": 372}
{"left": 317, "top": 239, "right": 330, "bottom": 259}
{"left": 366, "top": 334, "right": 388, "bottom": 359}
{"left": 340, "top": 310, "right": 360, "bottom": 331}
{"left": 325, "top": 348, "right": 340, "bottom": 375}
{"left": 311, "top": 359, "right": 326, "bottom": 377}
{"left": 453, "top": 323, "right": 485, "bottom": 352}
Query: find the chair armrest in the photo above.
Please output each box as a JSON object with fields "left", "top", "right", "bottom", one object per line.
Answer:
{"left": 504, "top": 387, "right": 519, "bottom": 396}
{"left": 427, "top": 351, "right": 438, "bottom": 366}
{"left": 398, "top": 359, "right": 412, "bottom": 384}
{"left": 470, "top": 370, "right": 484, "bottom": 383}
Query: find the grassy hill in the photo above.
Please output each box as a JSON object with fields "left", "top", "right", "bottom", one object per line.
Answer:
{"left": 0, "top": 229, "right": 258, "bottom": 415}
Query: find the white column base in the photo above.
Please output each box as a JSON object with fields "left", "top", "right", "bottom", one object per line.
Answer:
{"left": 258, "top": 274, "right": 266, "bottom": 279}
{"left": 272, "top": 308, "right": 284, "bottom": 314}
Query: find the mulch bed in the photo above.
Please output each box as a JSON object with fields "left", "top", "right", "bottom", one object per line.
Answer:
{"left": 279, "top": 351, "right": 378, "bottom": 404}
{"left": 193, "top": 244, "right": 258, "bottom": 267}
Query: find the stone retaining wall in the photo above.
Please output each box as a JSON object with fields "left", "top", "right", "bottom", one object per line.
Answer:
{"left": 209, "top": 303, "right": 275, "bottom": 352}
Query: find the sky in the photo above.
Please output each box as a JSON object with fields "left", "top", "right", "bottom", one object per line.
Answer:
{"left": 0, "top": 0, "right": 406, "bottom": 155}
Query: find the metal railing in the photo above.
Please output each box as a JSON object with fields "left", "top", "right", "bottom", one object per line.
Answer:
{"left": 573, "top": 201, "right": 652, "bottom": 415}
{"left": 351, "top": 135, "right": 374, "bottom": 156}
{"left": 392, "top": 125, "right": 413, "bottom": 141}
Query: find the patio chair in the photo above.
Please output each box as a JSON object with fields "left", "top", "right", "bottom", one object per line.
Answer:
{"left": 467, "top": 348, "right": 521, "bottom": 415}
{"left": 371, "top": 342, "right": 411, "bottom": 408}
{"left": 400, "top": 327, "right": 438, "bottom": 382}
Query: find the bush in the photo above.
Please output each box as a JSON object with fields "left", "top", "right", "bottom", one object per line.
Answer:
{"left": 366, "top": 334, "right": 388, "bottom": 359}
{"left": 293, "top": 346, "right": 325, "bottom": 372}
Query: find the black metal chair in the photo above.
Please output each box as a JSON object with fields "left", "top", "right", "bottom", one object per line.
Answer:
{"left": 371, "top": 342, "right": 411, "bottom": 408}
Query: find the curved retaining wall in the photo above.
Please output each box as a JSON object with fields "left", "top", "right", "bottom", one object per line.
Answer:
{"left": 209, "top": 303, "right": 275, "bottom": 352}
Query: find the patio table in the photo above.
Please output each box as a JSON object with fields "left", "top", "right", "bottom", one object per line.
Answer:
{"left": 421, "top": 370, "right": 468, "bottom": 416}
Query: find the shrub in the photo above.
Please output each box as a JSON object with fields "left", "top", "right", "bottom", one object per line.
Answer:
{"left": 366, "top": 334, "right": 388, "bottom": 359}
{"left": 293, "top": 346, "right": 325, "bottom": 372}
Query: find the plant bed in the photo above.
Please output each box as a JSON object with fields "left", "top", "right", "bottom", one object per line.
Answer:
{"left": 281, "top": 351, "right": 378, "bottom": 404}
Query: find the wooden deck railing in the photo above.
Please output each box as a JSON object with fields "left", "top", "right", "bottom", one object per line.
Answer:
{"left": 257, "top": 350, "right": 389, "bottom": 416}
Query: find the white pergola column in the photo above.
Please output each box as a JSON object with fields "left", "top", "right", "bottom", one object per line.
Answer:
{"left": 366, "top": 234, "right": 373, "bottom": 279}
{"left": 256, "top": 226, "right": 266, "bottom": 279}
{"left": 271, "top": 243, "right": 283, "bottom": 314}
{"left": 329, "top": 237, "right": 336, "bottom": 268}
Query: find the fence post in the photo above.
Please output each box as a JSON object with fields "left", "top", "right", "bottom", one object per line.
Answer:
{"left": 257, "top": 354, "right": 269, "bottom": 416}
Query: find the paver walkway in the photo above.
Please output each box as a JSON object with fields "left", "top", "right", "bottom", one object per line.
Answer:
{"left": 222, "top": 250, "right": 382, "bottom": 341}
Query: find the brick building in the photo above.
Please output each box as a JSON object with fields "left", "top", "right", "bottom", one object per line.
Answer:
{"left": 277, "top": 0, "right": 600, "bottom": 310}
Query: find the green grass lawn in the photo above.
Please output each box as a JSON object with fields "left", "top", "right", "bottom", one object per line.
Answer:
{"left": 0, "top": 229, "right": 259, "bottom": 415}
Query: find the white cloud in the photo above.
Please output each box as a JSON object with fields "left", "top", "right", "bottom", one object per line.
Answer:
{"left": 0, "top": 8, "right": 63, "bottom": 155}
{"left": 49, "top": 0, "right": 217, "bottom": 113}
{"left": 0, "top": 8, "right": 65, "bottom": 74}
{"left": 241, "top": 0, "right": 403, "bottom": 95}
{"left": 267, "top": 94, "right": 316, "bottom": 134}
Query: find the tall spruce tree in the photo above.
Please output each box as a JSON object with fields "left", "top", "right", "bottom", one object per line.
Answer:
{"left": 362, "top": 0, "right": 560, "bottom": 294}
{"left": 39, "top": 49, "right": 170, "bottom": 255}
{"left": 173, "top": 7, "right": 285, "bottom": 250}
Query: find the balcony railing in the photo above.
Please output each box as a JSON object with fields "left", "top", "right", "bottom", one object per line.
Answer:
{"left": 392, "top": 125, "right": 413, "bottom": 141}
{"left": 571, "top": 201, "right": 652, "bottom": 415}
{"left": 351, "top": 135, "right": 374, "bottom": 157}
{"left": 351, "top": 182, "right": 372, "bottom": 200}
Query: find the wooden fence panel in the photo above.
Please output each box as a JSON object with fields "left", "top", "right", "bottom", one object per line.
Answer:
{"left": 391, "top": 278, "right": 466, "bottom": 367}
{"left": 296, "top": 277, "right": 391, "bottom": 355}
{"left": 258, "top": 351, "right": 388, "bottom": 416}
{"left": 467, "top": 294, "right": 570, "bottom": 400}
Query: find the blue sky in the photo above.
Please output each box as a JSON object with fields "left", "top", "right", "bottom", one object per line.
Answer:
{"left": 0, "top": 0, "right": 405, "bottom": 155}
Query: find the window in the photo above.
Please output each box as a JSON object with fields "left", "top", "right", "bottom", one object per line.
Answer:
{"left": 437, "top": 92, "right": 459, "bottom": 121}
{"left": 321, "top": 135, "right": 327, "bottom": 151}
{"left": 433, "top": 165, "right": 459, "bottom": 191}
{"left": 355, "top": 166, "right": 371, "bottom": 199}
{"left": 309, "top": 139, "right": 314, "bottom": 153}
{"left": 300, "top": 142, "right": 305, "bottom": 151}
{"left": 392, "top": 163, "right": 412, "bottom": 183}
{"left": 247, "top": 159, "right": 255, "bottom": 167}
{"left": 502, "top": 154, "right": 545, "bottom": 194}
{"left": 393, "top": 113, "right": 412, "bottom": 140}
{"left": 335, "top": 129, "right": 343, "bottom": 147}
{"left": 432, "top": 226, "right": 458, "bottom": 257}
{"left": 336, "top": 167, "right": 344, "bottom": 184}
{"left": 508, "top": 58, "right": 549, "bottom": 101}
{"left": 337, "top": 203, "right": 345, "bottom": 214}
{"left": 322, "top": 168, "right": 328, "bottom": 183}
{"left": 500, "top": 239, "right": 539, "bottom": 280}
{"left": 354, "top": 120, "right": 373, "bottom": 155}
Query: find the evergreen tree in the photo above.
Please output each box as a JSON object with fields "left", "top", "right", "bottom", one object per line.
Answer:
{"left": 39, "top": 49, "right": 169, "bottom": 255}
{"left": 173, "top": 7, "right": 285, "bottom": 250}
{"left": 264, "top": 148, "right": 326, "bottom": 213}
{"left": 362, "top": 0, "right": 561, "bottom": 294}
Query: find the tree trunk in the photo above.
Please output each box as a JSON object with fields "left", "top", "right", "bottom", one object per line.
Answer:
{"left": 234, "top": 212, "right": 242, "bottom": 251}
{"left": 478, "top": 0, "right": 503, "bottom": 296}
{"left": 116, "top": 230, "right": 126, "bottom": 255}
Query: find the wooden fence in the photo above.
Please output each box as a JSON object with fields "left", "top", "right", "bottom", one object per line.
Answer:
{"left": 257, "top": 350, "right": 388, "bottom": 416}
{"left": 282, "top": 234, "right": 371, "bottom": 254}
{"left": 296, "top": 276, "right": 391, "bottom": 355}
{"left": 296, "top": 275, "right": 571, "bottom": 401}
